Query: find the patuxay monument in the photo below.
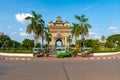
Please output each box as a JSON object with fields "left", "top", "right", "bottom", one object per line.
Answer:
{"left": 48, "top": 16, "right": 70, "bottom": 48}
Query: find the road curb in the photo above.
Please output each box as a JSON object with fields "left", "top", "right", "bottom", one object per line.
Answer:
{"left": 83, "top": 56, "right": 120, "bottom": 61}
{"left": 0, "top": 57, "right": 33, "bottom": 61}
{"left": 0, "top": 56, "right": 120, "bottom": 61}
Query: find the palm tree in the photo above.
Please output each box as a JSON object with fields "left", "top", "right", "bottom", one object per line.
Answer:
{"left": 71, "top": 23, "right": 80, "bottom": 47}
{"left": 75, "top": 15, "right": 92, "bottom": 48}
{"left": 25, "top": 11, "right": 44, "bottom": 48}
{"left": 45, "top": 32, "right": 52, "bottom": 48}
{"left": 40, "top": 26, "right": 49, "bottom": 48}
{"left": 67, "top": 35, "right": 72, "bottom": 47}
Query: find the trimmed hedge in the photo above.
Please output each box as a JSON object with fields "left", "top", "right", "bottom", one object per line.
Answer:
{"left": 0, "top": 49, "right": 32, "bottom": 53}
{"left": 92, "top": 49, "right": 119, "bottom": 53}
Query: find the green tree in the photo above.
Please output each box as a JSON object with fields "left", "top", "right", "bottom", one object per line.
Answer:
{"left": 25, "top": 11, "right": 44, "bottom": 48}
{"left": 76, "top": 40, "right": 82, "bottom": 49}
{"left": 43, "top": 44, "right": 48, "bottom": 48}
{"left": 105, "top": 41, "right": 114, "bottom": 48}
{"left": 85, "top": 39, "right": 99, "bottom": 49}
{"left": 106, "top": 34, "right": 120, "bottom": 48}
{"left": 22, "top": 39, "right": 34, "bottom": 49}
{"left": 4, "top": 40, "right": 11, "bottom": 49}
{"left": 11, "top": 40, "right": 21, "bottom": 48}
{"left": 41, "top": 27, "right": 48, "bottom": 48}
{"left": 70, "top": 44, "right": 75, "bottom": 47}
{"left": 71, "top": 23, "right": 79, "bottom": 47}
{"left": 101, "top": 35, "right": 106, "bottom": 42}
{"left": 0, "top": 40, "right": 2, "bottom": 48}
{"left": 67, "top": 35, "right": 72, "bottom": 47}
{"left": 75, "top": 15, "right": 92, "bottom": 48}
{"left": 36, "top": 43, "right": 41, "bottom": 48}
{"left": 0, "top": 35, "right": 11, "bottom": 48}
{"left": 45, "top": 32, "right": 52, "bottom": 48}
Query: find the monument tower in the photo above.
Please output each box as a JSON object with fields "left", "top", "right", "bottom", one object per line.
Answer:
{"left": 48, "top": 16, "right": 70, "bottom": 48}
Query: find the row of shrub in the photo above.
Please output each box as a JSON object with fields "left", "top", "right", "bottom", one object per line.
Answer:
{"left": 0, "top": 48, "right": 120, "bottom": 54}
{"left": 92, "top": 50, "right": 118, "bottom": 53}
{"left": 0, "top": 49, "right": 32, "bottom": 53}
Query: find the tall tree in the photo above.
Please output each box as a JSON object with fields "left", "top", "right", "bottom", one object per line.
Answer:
{"left": 0, "top": 35, "right": 11, "bottom": 48}
{"left": 45, "top": 32, "right": 52, "bottom": 48}
{"left": 25, "top": 11, "right": 44, "bottom": 48}
{"left": 101, "top": 35, "right": 106, "bottom": 42}
{"left": 11, "top": 40, "right": 21, "bottom": 48}
{"left": 22, "top": 39, "right": 34, "bottom": 49}
{"left": 106, "top": 34, "right": 120, "bottom": 48}
{"left": 0, "top": 35, "right": 10, "bottom": 43}
{"left": 4, "top": 40, "right": 11, "bottom": 49}
{"left": 36, "top": 43, "right": 41, "bottom": 48}
{"left": 76, "top": 40, "right": 82, "bottom": 49}
{"left": 41, "top": 27, "right": 48, "bottom": 48}
{"left": 75, "top": 15, "right": 92, "bottom": 48}
{"left": 67, "top": 35, "right": 72, "bottom": 47}
{"left": 71, "top": 23, "right": 80, "bottom": 47}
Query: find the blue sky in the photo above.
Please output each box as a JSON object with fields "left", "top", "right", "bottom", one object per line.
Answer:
{"left": 0, "top": 0, "right": 120, "bottom": 43}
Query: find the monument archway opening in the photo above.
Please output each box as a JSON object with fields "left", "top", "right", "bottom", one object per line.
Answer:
{"left": 55, "top": 39, "right": 63, "bottom": 47}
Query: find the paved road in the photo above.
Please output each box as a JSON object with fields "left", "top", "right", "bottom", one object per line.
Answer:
{"left": 0, "top": 59, "right": 120, "bottom": 80}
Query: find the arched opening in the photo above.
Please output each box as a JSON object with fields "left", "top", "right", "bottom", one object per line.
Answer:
{"left": 55, "top": 39, "right": 63, "bottom": 47}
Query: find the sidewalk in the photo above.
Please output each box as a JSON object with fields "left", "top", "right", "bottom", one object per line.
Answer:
{"left": 0, "top": 52, "right": 120, "bottom": 61}
{"left": 93, "top": 52, "right": 120, "bottom": 56}
{"left": 0, "top": 53, "right": 33, "bottom": 57}
{"left": 0, "top": 52, "right": 120, "bottom": 57}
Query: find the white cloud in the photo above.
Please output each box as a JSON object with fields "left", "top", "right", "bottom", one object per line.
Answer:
{"left": 80, "top": 4, "right": 96, "bottom": 12}
{"left": 20, "top": 32, "right": 31, "bottom": 36}
{"left": 108, "top": 26, "right": 117, "bottom": 32}
{"left": 83, "top": 5, "right": 95, "bottom": 11}
{"left": 11, "top": 32, "right": 16, "bottom": 35}
{"left": 89, "top": 31, "right": 95, "bottom": 36}
{"left": 94, "top": 35, "right": 101, "bottom": 39}
{"left": 15, "top": 13, "right": 32, "bottom": 23}
{"left": 89, "top": 31, "right": 101, "bottom": 40}
{"left": 19, "top": 27, "right": 23, "bottom": 31}
{"left": 8, "top": 26, "right": 12, "bottom": 29}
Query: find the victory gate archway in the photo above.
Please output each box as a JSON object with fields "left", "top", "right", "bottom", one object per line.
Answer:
{"left": 48, "top": 16, "right": 70, "bottom": 48}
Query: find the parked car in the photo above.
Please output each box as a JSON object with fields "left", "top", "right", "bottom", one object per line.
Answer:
{"left": 55, "top": 47, "right": 72, "bottom": 58}
{"left": 33, "top": 48, "right": 49, "bottom": 57}
{"left": 81, "top": 47, "right": 93, "bottom": 57}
